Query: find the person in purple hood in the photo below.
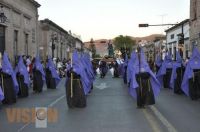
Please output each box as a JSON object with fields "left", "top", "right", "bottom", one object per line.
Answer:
{"left": 46, "top": 56, "right": 61, "bottom": 89}
{"left": 65, "top": 50, "right": 90, "bottom": 108}
{"left": 15, "top": 56, "right": 30, "bottom": 97}
{"left": 129, "top": 47, "right": 161, "bottom": 108}
{"left": 156, "top": 52, "right": 173, "bottom": 88}
{"left": 181, "top": 47, "right": 200, "bottom": 100}
{"left": 33, "top": 55, "right": 45, "bottom": 93}
{"left": 170, "top": 51, "right": 184, "bottom": 94}
{"left": 0, "top": 52, "right": 19, "bottom": 104}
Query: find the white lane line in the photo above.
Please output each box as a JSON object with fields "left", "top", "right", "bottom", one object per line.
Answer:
{"left": 17, "top": 94, "right": 66, "bottom": 132}
{"left": 142, "top": 109, "right": 162, "bottom": 132}
{"left": 150, "top": 106, "right": 178, "bottom": 132}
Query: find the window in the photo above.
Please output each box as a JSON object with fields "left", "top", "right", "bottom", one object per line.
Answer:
{"left": 25, "top": 34, "right": 28, "bottom": 56}
{"left": 14, "top": 30, "right": 18, "bottom": 64}
{"left": 0, "top": 26, "right": 5, "bottom": 54}
{"left": 170, "top": 34, "right": 174, "bottom": 39}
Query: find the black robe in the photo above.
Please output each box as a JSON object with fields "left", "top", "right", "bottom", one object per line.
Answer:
{"left": 66, "top": 70, "right": 86, "bottom": 108}
{"left": 113, "top": 63, "right": 119, "bottom": 78}
{"left": 33, "top": 68, "right": 44, "bottom": 93}
{"left": 163, "top": 68, "right": 172, "bottom": 88}
{"left": 123, "top": 66, "right": 127, "bottom": 84}
{"left": 99, "top": 61, "right": 107, "bottom": 78}
{"left": 189, "top": 69, "right": 200, "bottom": 100}
{"left": 16, "top": 73, "right": 29, "bottom": 98}
{"left": 174, "top": 67, "right": 184, "bottom": 94}
{"left": 46, "top": 68, "right": 56, "bottom": 89}
{"left": 0, "top": 72, "right": 17, "bottom": 104}
{"left": 156, "top": 65, "right": 160, "bottom": 73}
{"left": 136, "top": 72, "right": 155, "bottom": 108}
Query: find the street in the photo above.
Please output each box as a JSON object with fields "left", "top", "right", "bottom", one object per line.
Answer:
{"left": 0, "top": 73, "right": 200, "bottom": 132}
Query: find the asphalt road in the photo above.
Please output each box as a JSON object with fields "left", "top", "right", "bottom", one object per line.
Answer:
{"left": 0, "top": 73, "right": 200, "bottom": 132}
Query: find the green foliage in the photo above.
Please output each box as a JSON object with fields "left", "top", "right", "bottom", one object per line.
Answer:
{"left": 113, "top": 35, "right": 136, "bottom": 50}
{"left": 113, "top": 35, "right": 136, "bottom": 58}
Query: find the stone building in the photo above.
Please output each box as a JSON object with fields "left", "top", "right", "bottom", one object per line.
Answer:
{"left": 39, "top": 19, "right": 84, "bottom": 61}
{"left": 190, "top": 0, "right": 200, "bottom": 48}
{"left": 0, "top": 0, "right": 40, "bottom": 63}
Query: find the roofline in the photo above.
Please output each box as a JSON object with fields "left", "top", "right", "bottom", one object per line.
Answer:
{"left": 29, "top": 0, "right": 41, "bottom": 8}
{"left": 40, "top": 19, "right": 68, "bottom": 35}
{"left": 165, "top": 19, "right": 189, "bottom": 32}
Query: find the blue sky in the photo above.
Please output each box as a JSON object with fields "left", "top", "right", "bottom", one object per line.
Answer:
{"left": 37, "top": 0, "right": 190, "bottom": 41}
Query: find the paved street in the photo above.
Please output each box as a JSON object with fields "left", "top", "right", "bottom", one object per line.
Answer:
{"left": 1, "top": 73, "right": 200, "bottom": 132}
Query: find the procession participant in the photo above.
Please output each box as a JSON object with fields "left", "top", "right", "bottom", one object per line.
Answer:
{"left": 46, "top": 56, "right": 61, "bottom": 89}
{"left": 122, "top": 54, "right": 128, "bottom": 84}
{"left": 127, "top": 51, "right": 137, "bottom": 85}
{"left": 170, "top": 51, "right": 184, "bottom": 94}
{"left": 182, "top": 47, "right": 200, "bottom": 100}
{"left": 0, "top": 86, "right": 4, "bottom": 101}
{"left": 155, "top": 54, "right": 162, "bottom": 73}
{"left": 0, "top": 52, "right": 19, "bottom": 104}
{"left": 33, "top": 55, "right": 45, "bottom": 93}
{"left": 99, "top": 59, "right": 107, "bottom": 78}
{"left": 156, "top": 52, "right": 173, "bottom": 88}
{"left": 129, "top": 48, "right": 160, "bottom": 108}
{"left": 113, "top": 60, "right": 119, "bottom": 78}
{"left": 0, "top": 53, "right": 4, "bottom": 101}
{"left": 65, "top": 50, "right": 90, "bottom": 108}
{"left": 15, "top": 56, "right": 30, "bottom": 97}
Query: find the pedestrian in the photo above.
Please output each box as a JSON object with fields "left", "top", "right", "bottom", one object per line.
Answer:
{"left": 182, "top": 47, "right": 200, "bottom": 100}
{"left": 15, "top": 56, "right": 30, "bottom": 98}
{"left": 170, "top": 51, "right": 184, "bottom": 94}
{"left": 156, "top": 52, "right": 173, "bottom": 89}
{"left": 129, "top": 48, "right": 160, "bottom": 108}
{"left": 46, "top": 56, "right": 60, "bottom": 89}
{"left": 0, "top": 52, "right": 19, "bottom": 104}
{"left": 122, "top": 54, "right": 128, "bottom": 84}
{"left": 33, "top": 55, "right": 45, "bottom": 93}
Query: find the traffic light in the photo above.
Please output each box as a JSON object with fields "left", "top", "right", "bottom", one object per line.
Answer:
{"left": 178, "top": 33, "right": 184, "bottom": 44}
{"left": 139, "top": 24, "right": 149, "bottom": 27}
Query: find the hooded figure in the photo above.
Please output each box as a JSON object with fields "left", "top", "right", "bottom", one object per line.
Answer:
{"left": 15, "top": 56, "right": 30, "bottom": 97}
{"left": 122, "top": 54, "right": 128, "bottom": 84}
{"left": 113, "top": 60, "right": 119, "bottom": 78}
{"left": 156, "top": 53, "right": 173, "bottom": 88}
{"left": 127, "top": 51, "right": 137, "bottom": 85}
{"left": 129, "top": 48, "right": 160, "bottom": 108}
{"left": 0, "top": 52, "right": 19, "bottom": 104}
{"left": 182, "top": 47, "right": 200, "bottom": 100}
{"left": 81, "top": 53, "right": 95, "bottom": 92}
{"left": 65, "top": 50, "right": 90, "bottom": 108}
{"left": 170, "top": 51, "right": 184, "bottom": 94}
{"left": 0, "top": 86, "right": 4, "bottom": 101}
{"left": 155, "top": 54, "right": 162, "bottom": 73}
{"left": 33, "top": 55, "right": 45, "bottom": 93}
{"left": 99, "top": 60, "right": 107, "bottom": 78}
{"left": 46, "top": 56, "right": 61, "bottom": 89}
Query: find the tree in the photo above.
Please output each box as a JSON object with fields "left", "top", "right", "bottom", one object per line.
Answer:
{"left": 113, "top": 35, "right": 136, "bottom": 58}
{"left": 89, "top": 38, "right": 96, "bottom": 58}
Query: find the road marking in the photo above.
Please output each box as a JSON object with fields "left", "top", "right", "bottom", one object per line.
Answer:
{"left": 150, "top": 106, "right": 178, "bottom": 132}
{"left": 17, "top": 94, "right": 66, "bottom": 132}
{"left": 95, "top": 83, "right": 108, "bottom": 90}
{"left": 142, "top": 109, "right": 162, "bottom": 132}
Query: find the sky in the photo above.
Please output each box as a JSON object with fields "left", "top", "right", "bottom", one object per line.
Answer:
{"left": 36, "top": 0, "right": 190, "bottom": 42}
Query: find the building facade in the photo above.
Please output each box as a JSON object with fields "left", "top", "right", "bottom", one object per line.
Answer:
{"left": 39, "top": 19, "right": 84, "bottom": 61}
{"left": 165, "top": 19, "right": 190, "bottom": 59}
{"left": 190, "top": 0, "right": 200, "bottom": 48}
{"left": 0, "top": 0, "right": 40, "bottom": 63}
